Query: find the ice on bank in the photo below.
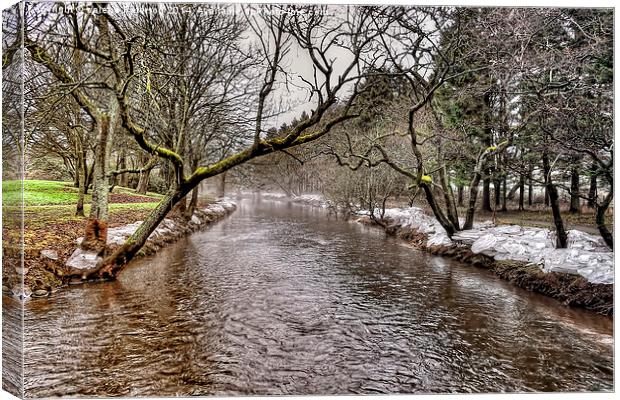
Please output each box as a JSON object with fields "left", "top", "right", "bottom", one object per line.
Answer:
{"left": 360, "top": 206, "right": 614, "bottom": 285}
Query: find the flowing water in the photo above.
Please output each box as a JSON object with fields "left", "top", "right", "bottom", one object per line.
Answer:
{"left": 8, "top": 198, "right": 614, "bottom": 397}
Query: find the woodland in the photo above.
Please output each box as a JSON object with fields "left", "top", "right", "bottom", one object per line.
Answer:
{"left": 2, "top": 3, "right": 613, "bottom": 279}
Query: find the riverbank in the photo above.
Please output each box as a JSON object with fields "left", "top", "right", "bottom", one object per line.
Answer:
{"left": 2, "top": 184, "right": 237, "bottom": 298}
{"left": 355, "top": 207, "right": 613, "bottom": 316}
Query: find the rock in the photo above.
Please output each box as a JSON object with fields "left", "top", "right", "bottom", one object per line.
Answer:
{"left": 65, "top": 248, "right": 101, "bottom": 273}
{"left": 2, "top": 285, "right": 10, "bottom": 293}
{"left": 16, "top": 286, "right": 32, "bottom": 298}
{"left": 40, "top": 249, "right": 59, "bottom": 260}
{"left": 190, "top": 215, "right": 201, "bottom": 225}
{"left": 32, "top": 289, "right": 49, "bottom": 297}
{"left": 15, "top": 266, "right": 29, "bottom": 275}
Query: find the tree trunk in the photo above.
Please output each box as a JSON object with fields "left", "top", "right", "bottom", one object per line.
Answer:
{"left": 569, "top": 161, "right": 580, "bottom": 214}
{"left": 481, "top": 92, "right": 493, "bottom": 212}
{"left": 217, "top": 171, "right": 227, "bottom": 198}
{"left": 482, "top": 176, "right": 492, "bottom": 211}
{"left": 421, "top": 183, "right": 456, "bottom": 238}
{"left": 437, "top": 145, "right": 459, "bottom": 230}
{"left": 507, "top": 181, "right": 520, "bottom": 200}
{"left": 75, "top": 147, "right": 86, "bottom": 217}
{"left": 501, "top": 177, "right": 507, "bottom": 211}
{"left": 588, "top": 163, "right": 598, "bottom": 209}
{"left": 494, "top": 179, "right": 501, "bottom": 207}
{"left": 81, "top": 102, "right": 118, "bottom": 253}
{"left": 84, "top": 162, "right": 94, "bottom": 195}
{"left": 135, "top": 154, "right": 153, "bottom": 194}
{"left": 528, "top": 173, "right": 533, "bottom": 207}
{"left": 542, "top": 152, "right": 567, "bottom": 248}
{"left": 73, "top": 166, "right": 80, "bottom": 188}
{"left": 136, "top": 170, "right": 150, "bottom": 194}
{"left": 98, "top": 188, "right": 187, "bottom": 278}
{"left": 596, "top": 191, "right": 613, "bottom": 249}
{"left": 544, "top": 173, "right": 550, "bottom": 207}
{"left": 518, "top": 173, "right": 525, "bottom": 211}
{"left": 463, "top": 174, "right": 481, "bottom": 230}
{"left": 463, "top": 148, "right": 497, "bottom": 230}
{"left": 119, "top": 150, "right": 128, "bottom": 187}
{"left": 457, "top": 186, "right": 464, "bottom": 207}
{"left": 185, "top": 187, "right": 199, "bottom": 219}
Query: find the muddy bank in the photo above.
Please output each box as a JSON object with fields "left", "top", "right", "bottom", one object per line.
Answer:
{"left": 360, "top": 216, "right": 613, "bottom": 316}
{"left": 2, "top": 200, "right": 237, "bottom": 299}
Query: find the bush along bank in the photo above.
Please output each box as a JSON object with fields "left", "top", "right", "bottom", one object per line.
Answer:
{"left": 357, "top": 207, "right": 613, "bottom": 316}
{"left": 3, "top": 199, "right": 237, "bottom": 299}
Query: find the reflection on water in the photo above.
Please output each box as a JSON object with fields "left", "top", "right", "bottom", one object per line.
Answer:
{"left": 14, "top": 198, "right": 613, "bottom": 397}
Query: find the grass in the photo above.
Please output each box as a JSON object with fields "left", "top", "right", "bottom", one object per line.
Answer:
{"left": 2, "top": 180, "right": 163, "bottom": 255}
{"left": 2, "top": 179, "right": 163, "bottom": 206}
{"left": 2, "top": 180, "right": 216, "bottom": 255}
{"left": 3, "top": 180, "right": 79, "bottom": 206}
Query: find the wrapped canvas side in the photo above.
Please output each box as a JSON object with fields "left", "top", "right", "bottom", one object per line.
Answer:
{"left": 2, "top": 2, "right": 25, "bottom": 398}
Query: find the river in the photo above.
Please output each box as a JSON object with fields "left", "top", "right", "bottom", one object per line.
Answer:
{"left": 9, "top": 198, "right": 614, "bottom": 396}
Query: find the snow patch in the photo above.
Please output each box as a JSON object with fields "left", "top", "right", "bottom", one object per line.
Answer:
{"left": 360, "top": 206, "right": 614, "bottom": 285}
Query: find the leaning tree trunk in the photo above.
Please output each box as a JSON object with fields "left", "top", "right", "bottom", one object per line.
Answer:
{"left": 542, "top": 152, "right": 568, "bottom": 249}
{"left": 507, "top": 181, "right": 520, "bottom": 200}
{"left": 596, "top": 191, "right": 613, "bottom": 250}
{"left": 457, "top": 186, "right": 464, "bottom": 207}
{"left": 98, "top": 187, "right": 188, "bottom": 279}
{"left": 420, "top": 183, "right": 456, "bottom": 238}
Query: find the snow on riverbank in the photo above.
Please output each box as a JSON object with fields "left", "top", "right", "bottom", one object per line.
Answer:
{"left": 66, "top": 199, "right": 237, "bottom": 276}
{"left": 237, "top": 191, "right": 332, "bottom": 208}
{"left": 360, "top": 206, "right": 614, "bottom": 285}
